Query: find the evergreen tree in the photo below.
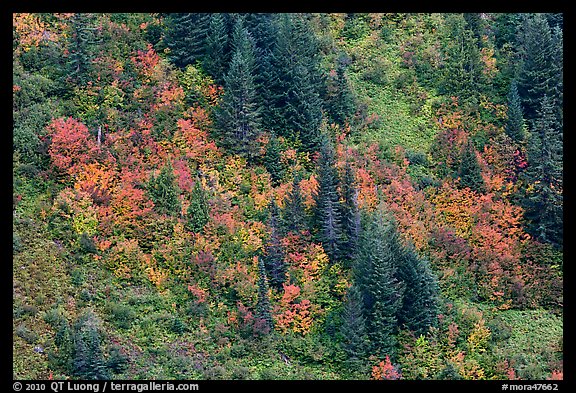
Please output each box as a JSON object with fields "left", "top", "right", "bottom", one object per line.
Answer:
{"left": 50, "top": 321, "right": 75, "bottom": 375}
{"left": 148, "top": 161, "right": 181, "bottom": 216}
{"left": 313, "top": 136, "right": 343, "bottom": 262}
{"left": 264, "top": 133, "right": 285, "bottom": 186}
{"left": 72, "top": 312, "right": 110, "bottom": 380}
{"left": 356, "top": 207, "right": 405, "bottom": 358}
{"left": 550, "top": 25, "right": 563, "bottom": 124}
{"left": 164, "top": 13, "right": 210, "bottom": 68}
{"left": 340, "top": 160, "right": 361, "bottom": 262}
{"left": 187, "top": 179, "right": 209, "bottom": 233}
{"left": 326, "top": 55, "right": 356, "bottom": 126}
{"left": 506, "top": 79, "right": 526, "bottom": 142}
{"left": 340, "top": 283, "right": 369, "bottom": 363}
{"left": 66, "top": 13, "right": 101, "bottom": 86}
{"left": 215, "top": 16, "right": 261, "bottom": 161}
{"left": 458, "top": 141, "right": 485, "bottom": 193}
{"left": 204, "top": 13, "right": 230, "bottom": 84}
{"left": 440, "top": 14, "right": 484, "bottom": 103}
{"left": 267, "top": 14, "right": 323, "bottom": 152}
{"left": 397, "top": 244, "right": 440, "bottom": 335}
{"left": 256, "top": 256, "right": 274, "bottom": 331}
{"left": 516, "top": 14, "right": 558, "bottom": 125}
{"left": 282, "top": 174, "right": 307, "bottom": 234}
{"left": 523, "top": 95, "right": 563, "bottom": 245}
{"left": 263, "top": 200, "right": 287, "bottom": 290}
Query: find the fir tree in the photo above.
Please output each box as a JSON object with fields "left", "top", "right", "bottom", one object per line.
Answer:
{"left": 72, "top": 312, "right": 110, "bottom": 380}
{"left": 506, "top": 79, "right": 526, "bottom": 142}
{"left": 340, "top": 160, "right": 361, "bottom": 262}
{"left": 397, "top": 244, "right": 440, "bottom": 335}
{"left": 148, "top": 161, "right": 181, "bottom": 216}
{"left": 215, "top": 16, "right": 261, "bottom": 162}
{"left": 440, "top": 14, "right": 484, "bottom": 102}
{"left": 256, "top": 256, "right": 274, "bottom": 331}
{"left": 164, "top": 13, "right": 210, "bottom": 68}
{"left": 267, "top": 14, "right": 323, "bottom": 152}
{"left": 187, "top": 179, "right": 209, "bottom": 233}
{"left": 516, "top": 14, "right": 561, "bottom": 125}
{"left": 263, "top": 200, "right": 287, "bottom": 290}
{"left": 340, "top": 283, "right": 369, "bottom": 363}
{"left": 327, "top": 54, "right": 356, "bottom": 126}
{"left": 356, "top": 207, "right": 405, "bottom": 358}
{"left": 458, "top": 141, "right": 485, "bottom": 193}
{"left": 264, "top": 133, "right": 285, "bottom": 186}
{"left": 204, "top": 13, "right": 230, "bottom": 85}
{"left": 313, "top": 136, "right": 343, "bottom": 262}
{"left": 282, "top": 174, "right": 307, "bottom": 234}
{"left": 523, "top": 95, "right": 563, "bottom": 245}
{"left": 66, "top": 13, "right": 101, "bottom": 86}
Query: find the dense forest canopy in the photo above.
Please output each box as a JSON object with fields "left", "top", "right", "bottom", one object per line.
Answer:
{"left": 13, "top": 12, "right": 562, "bottom": 381}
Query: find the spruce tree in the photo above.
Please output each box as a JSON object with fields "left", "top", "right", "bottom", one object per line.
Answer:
{"left": 267, "top": 14, "right": 323, "bottom": 152}
{"left": 263, "top": 200, "right": 287, "bottom": 290}
{"left": 264, "top": 133, "right": 285, "bottom": 186}
{"left": 148, "top": 161, "right": 181, "bottom": 217}
{"left": 440, "top": 14, "right": 484, "bottom": 102}
{"left": 282, "top": 174, "right": 307, "bottom": 234}
{"left": 204, "top": 13, "right": 230, "bottom": 84}
{"left": 506, "top": 79, "right": 526, "bottom": 142}
{"left": 215, "top": 16, "right": 261, "bottom": 162}
{"left": 458, "top": 141, "right": 485, "bottom": 193}
{"left": 516, "top": 13, "right": 558, "bottom": 125}
{"left": 397, "top": 244, "right": 440, "bottom": 335}
{"left": 67, "top": 13, "right": 101, "bottom": 86}
{"left": 187, "top": 179, "right": 209, "bottom": 233}
{"left": 256, "top": 256, "right": 274, "bottom": 331}
{"left": 313, "top": 136, "right": 343, "bottom": 262}
{"left": 340, "top": 160, "right": 361, "bottom": 262}
{"left": 356, "top": 207, "right": 405, "bottom": 358}
{"left": 523, "top": 95, "right": 563, "bottom": 245}
{"left": 164, "top": 13, "right": 210, "bottom": 68}
{"left": 340, "top": 283, "right": 369, "bottom": 363}
{"left": 72, "top": 312, "right": 110, "bottom": 380}
{"left": 327, "top": 55, "right": 356, "bottom": 126}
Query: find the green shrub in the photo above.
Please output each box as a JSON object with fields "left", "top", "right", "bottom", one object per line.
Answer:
{"left": 106, "top": 302, "right": 135, "bottom": 330}
{"left": 15, "top": 324, "right": 38, "bottom": 344}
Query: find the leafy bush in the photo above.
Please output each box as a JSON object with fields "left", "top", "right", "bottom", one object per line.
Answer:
{"left": 15, "top": 324, "right": 39, "bottom": 344}
{"left": 106, "top": 302, "right": 136, "bottom": 330}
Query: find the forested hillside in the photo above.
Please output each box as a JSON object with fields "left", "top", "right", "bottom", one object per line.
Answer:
{"left": 13, "top": 13, "right": 563, "bottom": 381}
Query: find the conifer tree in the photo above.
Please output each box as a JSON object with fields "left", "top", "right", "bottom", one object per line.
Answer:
{"left": 67, "top": 13, "right": 101, "bottom": 86}
{"left": 506, "top": 79, "right": 526, "bottom": 142}
{"left": 263, "top": 200, "right": 287, "bottom": 290}
{"left": 282, "top": 174, "right": 307, "bottom": 234}
{"left": 267, "top": 14, "right": 323, "bottom": 152}
{"left": 516, "top": 13, "right": 559, "bottom": 125}
{"left": 440, "top": 14, "right": 484, "bottom": 102}
{"left": 148, "top": 161, "right": 181, "bottom": 217}
{"left": 187, "top": 179, "right": 209, "bottom": 233}
{"left": 72, "top": 312, "right": 110, "bottom": 380}
{"left": 356, "top": 207, "right": 405, "bottom": 358}
{"left": 215, "top": 16, "right": 261, "bottom": 162}
{"left": 313, "top": 136, "right": 343, "bottom": 262}
{"left": 340, "top": 160, "right": 361, "bottom": 262}
{"left": 458, "top": 141, "right": 485, "bottom": 193}
{"left": 264, "top": 133, "right": 285, "bottom": 186}
{"left": 204, "top": 13, "right": 230, "bottom": 85}
{"left": 256, "top": 256, "right": 274, "bottom": 331}
{"left": 164, "top": 13, "right": 210, "bottom": 68}
{"left": 327, "top": 55, "right": 356, "bottom": 126}
{"left": 397, "top": 244, "right": 440, "bottom": 335}
{"left": 340, "top": 283, "right": 369, "bottom": 363}
{"left": 523, "top": 95, "right": 563, "bottom": 245}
